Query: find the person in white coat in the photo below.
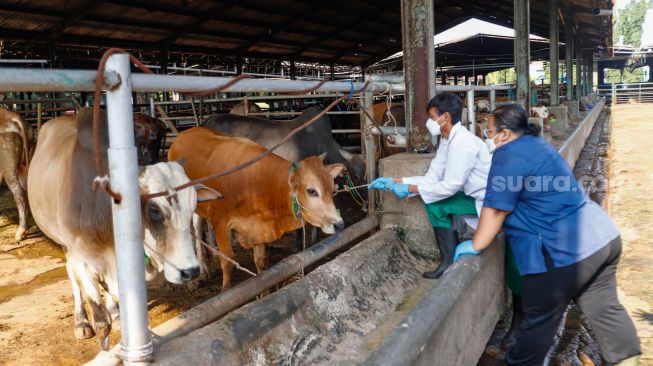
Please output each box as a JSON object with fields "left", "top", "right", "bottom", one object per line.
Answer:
{"left": 370, "top": 92, "right": 491, "bottom": 278}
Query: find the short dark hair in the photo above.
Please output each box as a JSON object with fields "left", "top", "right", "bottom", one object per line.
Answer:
{"left": 492, "top": 104, "right": 541, "bottom": 136}
{"left": 425, "top": 92, "right": 463, "bottom": 124}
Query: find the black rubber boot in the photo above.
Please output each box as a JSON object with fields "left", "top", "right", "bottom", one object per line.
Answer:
{"left": 423, "top": 227, "right": 459, "bottom": 279}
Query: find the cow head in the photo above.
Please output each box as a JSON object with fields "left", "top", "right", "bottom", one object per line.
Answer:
{"left": 289, "top": 155, "right": 345, "bottom": 234}
{"left": 338, "top": 149, "right": 366, "bottom": 186}
{"left": 139, "top": 162, "right": 221, "bottom": 284}
{"left": 531, "top": 106, "right": 549, "bottom": 119}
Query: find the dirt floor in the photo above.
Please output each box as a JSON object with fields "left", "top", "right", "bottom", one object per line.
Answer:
{"left": 607, "top": 103, "right": 653, "bottom": 365}
{"left": 0, "top": 181, "right": 366, "bottom": 365}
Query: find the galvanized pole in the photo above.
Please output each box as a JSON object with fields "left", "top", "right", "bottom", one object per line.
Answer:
{"left": 575, "top": 33, "right": 582, "bottom": 98}
{"left": 549, "top": 0, "right": 560, "bottom": 106}
{"left": 588, "top": 52, "right": 594, "bottom": 95}
{"left": 565, "top": 8, "right": 574, "bottom": 101}
{"left": 514, "top": 0, "right": 531, "bottom": 110}
{"left": 105, "top": 53, "right": 153, "bottom": 364}
{"left": 359, "top": 88, "right": 376, "bottom": 212}
{"left": 490, "top": 89, "right": 497, "bottom": 111}
{"left": 401, "top": 0, "right": 436, "bottom": 152}
{"left": 466, "top": 89, "right": 476, "bottom": 133}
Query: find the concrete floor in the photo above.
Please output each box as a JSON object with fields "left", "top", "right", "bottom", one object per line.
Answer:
{"left": 608, "top": 103, "right": 653, "bottom": 365}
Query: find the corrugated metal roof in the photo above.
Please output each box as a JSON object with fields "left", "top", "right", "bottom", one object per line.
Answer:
{"left": 0, "top": 0, "right": 613, "bottom": 66}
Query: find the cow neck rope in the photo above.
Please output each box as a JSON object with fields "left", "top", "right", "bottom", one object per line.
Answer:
{"left": 189, "top": 224, "right": 257, "bottom": 277}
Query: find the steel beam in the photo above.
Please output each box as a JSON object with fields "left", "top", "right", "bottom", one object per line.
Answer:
{"left": 565, "top": 7, "right": 574, "bottom": 101}
{"left": 575, "top": 31, "right": 582, "bottom": 98}
{"left": 514, "top": 0, "right": 531, "bottom": 110}
{"left": 549, "top": 0, "right": 560, "bottom": 106}
{"left": 401, "top": 0, "right": 435, "bottom": 152}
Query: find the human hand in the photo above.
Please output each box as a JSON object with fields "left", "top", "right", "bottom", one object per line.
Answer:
{"left": 391, "top": 183, "right": 411, "bottom": 198}
{"left": 453, "top": 240, "right": 481, "bottom": 262}
{"left": 368, "top": 177, "right": 395, "bottom": 190}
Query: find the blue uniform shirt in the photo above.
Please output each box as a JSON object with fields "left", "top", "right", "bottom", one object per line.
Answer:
{"left": 484, "top": 135, "right": 620, "bottom": 275}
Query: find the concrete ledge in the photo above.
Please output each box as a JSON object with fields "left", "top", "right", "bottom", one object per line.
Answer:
{"left": 563, "top": 100, "right": 580, "bottom": 119}
{"left": 547, "top": 105, "right": 569, "bottom": 139}
{"left": 559, "top": 98, "right": 606, "bottom": 168}
{"left": 362, "top": 238, "right": 505, "bottom": 366}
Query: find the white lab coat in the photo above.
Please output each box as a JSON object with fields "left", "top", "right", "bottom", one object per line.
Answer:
{"left": 402, "top": 122, "right": 491, "bottom": 217}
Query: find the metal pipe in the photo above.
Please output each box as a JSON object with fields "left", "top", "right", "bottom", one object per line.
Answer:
{"left": 575, "top": 32, "right": 582, "bottom": 98}
{"left": 466, "top": 89, "right": 476, "bottom": 134}
{"left": 148, "top": 215, "right": 379, "bottom": 345}
{"left": 0, "top": 68, "right": 401, "bottom": 94}
{"left": 514, "top": 0, "right": 531, "bottom": 109}
{"left": 549, "top": 0, "right": 560, "bottom": 106}
{"left": 360, "top": 88, "right": 377, "bottom": 212}
{"left": 105, "top": 54, "right": 152, "bottom": 364}
{"left": 490, "top": 89, "right": 497, "bottom": 111}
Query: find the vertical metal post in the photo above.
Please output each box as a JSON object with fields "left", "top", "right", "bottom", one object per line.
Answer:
{"left": 290, "top": 60, "right": 297, "bottom": 80}
{"left": 149, "top": 97, "right": 155, "bottom": 118}
{"left": 549, "top": 0, "right": 559, "bottom": 106}
{"left": 612, "top": 83, "right": 617, "bottom": 105}
{"left": 401, "top": 0, "right": 436, "bottom": 151}
{"left": 639, "top": 84, "right": 642, "bottom": 103}
{"left": 588, "top": 52, "right": 594, "bottom": 95}
{"left": 243, "top": 96, "right": 249, "bottom": 116}
{"left": 330, "top": 63, "right": 335, "bottom": 81}
{"left": 466, "top": 89, "right": 476, "bottom": 133}
{"left": 575, "top": 33, "right": 582, "bottom": 98}
{"left": 514, "top": 0, "right": 531, "bottom": 110}
{"left": 105, "top": 53, "right": 152, "bottom": 364}
{"left": 37, "top": 102, "right": 42, "bottom": 131}
{"left": 490, "top": 89, "right": 497, "bottom": 111}
{"left": 360, "top": 88, "right": 376, "bottom": 212}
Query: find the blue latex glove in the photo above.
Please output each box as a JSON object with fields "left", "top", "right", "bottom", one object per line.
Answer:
{"left": 391, "top": 183, "right": 411, "bottom": 198}
{"left": 369, "top": 177, "right": 395, "bottom": 190}
{"left": 453, "top": 240, "right": 481, "bottom": 262}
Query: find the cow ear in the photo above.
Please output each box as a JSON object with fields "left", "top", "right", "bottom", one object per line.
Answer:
{"left": 195, "top": 184, "right": 222, "bottom": 202}
{"left": 324, "top": 163, "right": 346, "bottom": 179}
{"left": 288, "top": 165, "right": 299, "bottom": 194}
{"left": 176, "top": 158, "right": 186, "bottom": 167}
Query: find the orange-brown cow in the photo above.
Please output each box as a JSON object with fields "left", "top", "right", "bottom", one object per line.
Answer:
{"left": 168, "top": 127, "right": 345, "bottom": 290}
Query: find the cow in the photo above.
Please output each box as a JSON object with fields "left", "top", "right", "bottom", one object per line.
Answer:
{"left": 202, "top": 106, "right": 366, "bottom": 186}
{"left": 0, "top": 108, "right": 31, "bottom": 241}
{"left": 168, "top": 127, "right": 345, "bottom": 291}
{"left": 27, "top": 108, "right": 220, "bottom": 346}
{"left": 476, "top": 99, "right": 492, "bottom": 113}
{"left": 531, "top": 105, "right": 549, "bottom": 119}
{"left": 373, "top": 102, "right": 406, "bottom": 156}
{"left": 133, "top": 113, "right": 167, "bottom": 165}
{"left": 229, "top": 101, "right": 262, "bottom": 115}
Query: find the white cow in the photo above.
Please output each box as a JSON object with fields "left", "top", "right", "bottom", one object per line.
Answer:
{"left": 27, "top": 108, "right": 220, "bottom": 348}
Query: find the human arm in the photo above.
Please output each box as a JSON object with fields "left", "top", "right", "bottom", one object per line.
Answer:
{"left": 413, "top": 145, "right": 477, "bottom": 203}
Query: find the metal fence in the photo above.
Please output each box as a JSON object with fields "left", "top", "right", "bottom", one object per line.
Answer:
{"left": 598, "top": 82, "right": 653, "bottom": 104}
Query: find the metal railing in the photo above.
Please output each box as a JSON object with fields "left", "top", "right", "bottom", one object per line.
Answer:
{"left": 598, "top": 82, "right": 653, "bottom": 104}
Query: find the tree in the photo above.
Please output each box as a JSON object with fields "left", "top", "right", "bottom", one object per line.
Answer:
{"left": 614, "top": 0, "right": 653, "bottom": 48}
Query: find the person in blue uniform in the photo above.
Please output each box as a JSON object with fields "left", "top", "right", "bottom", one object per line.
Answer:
{"left": 454, "top": 104, "right": 640, "bottom": 366}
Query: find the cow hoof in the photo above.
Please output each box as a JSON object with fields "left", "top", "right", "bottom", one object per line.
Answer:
{"left": 93, "top": 321, "right": 111, "bottom": 339}
{"left": 15, "top": 228, "right": 28, "bottom": 241}
{"left": 75, "top": 323, "right": 96, "bottom": 339}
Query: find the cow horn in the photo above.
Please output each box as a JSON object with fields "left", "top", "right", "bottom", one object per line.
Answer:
{"left": 338, "top": 148, "right": 353, "bottom": 161}
{"left": 318, "top": 152, "right": 327, "bottom": 161}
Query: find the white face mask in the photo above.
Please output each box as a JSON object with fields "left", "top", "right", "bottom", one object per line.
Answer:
{"left": 426, "top": 115, "right": 446, "bottom": 136}
{"left": 485, "top": 131, "right": 504, "bottom": 153}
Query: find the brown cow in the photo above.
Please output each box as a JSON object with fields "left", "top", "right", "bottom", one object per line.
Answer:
{"left": 169, "top": 127, "right": 345, "bottom": 290}
{"left": 27, "top": 108, "right": 220, "bottom": 346}
{"left": 133, "top": 113, "right": 167, "bottom": 165}
{"left": 373, "top": 102, "right": 406, "bottom": 155}
{"left": 0, "top": 107, "right": 31, "bottom": 241}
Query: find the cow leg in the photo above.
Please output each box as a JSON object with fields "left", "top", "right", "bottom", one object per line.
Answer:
{"left": 5, "top": 173, "right": 29, "bottom": 241}
{"left": 105, "top": 294, "right": 119, "bottom": 323}
{"left": 76, "top": 263, "right": 112, "bottom": 341}
{"left": 66, "top": 262, "right": 95, "bottom": 339}
{"left": 253, "top": 245, "right": 268, "bottom": 274}
{"left": 213, "top": 221, "right": 235, "bottom": 292}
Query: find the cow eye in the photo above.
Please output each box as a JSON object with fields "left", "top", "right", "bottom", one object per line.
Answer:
{"left": 306, "top": 188, "right": 319, "bottom": 197}
{"left": 149, "top": 206, "right": 164, "bottom": 222}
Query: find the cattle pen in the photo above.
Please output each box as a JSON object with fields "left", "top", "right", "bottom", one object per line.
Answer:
{"left": 0, "top": 0, "right": 628, "bottom": 365}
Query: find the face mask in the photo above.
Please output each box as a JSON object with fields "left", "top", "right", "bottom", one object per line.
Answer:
{"left": 426, "top": 115, "right": 445, "bottom": 136}
{"left": 485, "top": 131, "right": 504, "bottom": 153}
